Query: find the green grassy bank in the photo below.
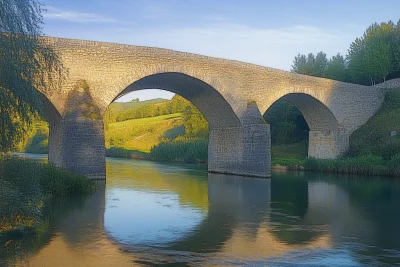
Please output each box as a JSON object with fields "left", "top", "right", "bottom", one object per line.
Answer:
{"left": 0, "top": 155, "right": 95, "bottom": 234}
{"left": 104, "top": 113, "right": 208, "bottom": 163}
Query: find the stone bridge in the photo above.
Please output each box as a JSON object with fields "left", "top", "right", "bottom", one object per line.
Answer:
{"left": 39, "top": 37, "right": 385, "bottom": 179}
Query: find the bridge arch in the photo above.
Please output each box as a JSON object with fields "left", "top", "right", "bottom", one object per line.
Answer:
{"left": 263, "top": 93, "right": 349, "bottom": 159}
{"left": 109, "top": 72, "right": 242, "bottom": 129}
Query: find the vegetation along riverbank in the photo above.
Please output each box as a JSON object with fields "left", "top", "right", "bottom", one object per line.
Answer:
{"left": 0, "top": 156, "right": 95, "bottom": 234}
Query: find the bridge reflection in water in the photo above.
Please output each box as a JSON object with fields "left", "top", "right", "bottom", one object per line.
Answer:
{"left": 4, "top": 157, "right": 400, "bottom": 266}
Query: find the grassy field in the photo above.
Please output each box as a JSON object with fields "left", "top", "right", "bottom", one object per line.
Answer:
{"left": 105, "top": 113, "right": 183, "bottom": 153}
{"left": 105, "top": 113, "right": 208, "bottom": 163}
{"left": 109, "top": 98, "right": 168, "bottom": 111}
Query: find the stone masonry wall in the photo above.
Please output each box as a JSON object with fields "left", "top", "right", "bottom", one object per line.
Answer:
{"left": 49, "top": 118, "right": 106, "bottom": 179}
{"left": 208, "top": 125, "right": 271, "bottom": 178}
{"left": 208, "top": 104, "right": 271, "bottom": 177}
{"left": 308, "top": 130, "right": 350, "bottom": 159}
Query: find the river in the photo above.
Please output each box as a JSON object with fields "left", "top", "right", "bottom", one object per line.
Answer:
{"left": 1, "top": 154, "right": 400, "bottom": 266}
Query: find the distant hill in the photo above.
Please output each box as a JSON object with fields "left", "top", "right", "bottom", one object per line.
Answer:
{"left": 110, "top": 98, "right": 169, "bottom": 111}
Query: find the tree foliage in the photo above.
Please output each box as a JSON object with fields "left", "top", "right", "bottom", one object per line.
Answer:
{"left": 292, "top": 52, "right": 327, "bottom": 77}
{"left": 263, "top": 100, "right": 309, "bottom": 145}
{"left": 0, "top": 0, "right": 63, "bottom": 152}
{"left": 291, "top": 20, "right": 400, "bottom": 85}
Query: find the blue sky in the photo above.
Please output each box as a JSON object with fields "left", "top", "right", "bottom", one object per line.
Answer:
{"left": 41, "top": 0, "right": 400, "bottom": 102}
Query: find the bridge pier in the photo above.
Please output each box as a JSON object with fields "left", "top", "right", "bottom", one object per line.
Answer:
{"left": 49, "top": 118, "right": 106, "bottom": 179}
{"left": 308, "top": 130, "right": 350, "bottom": 159}
{"left": 208, "top": 125, "right": 271, "bottom": 177}
{"left": 208, "top": 104, "right": 271, "bottom": 178}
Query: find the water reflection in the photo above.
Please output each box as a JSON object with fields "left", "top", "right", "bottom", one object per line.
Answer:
{"left": 2, "top": 155, "right": 400, "bottom": 266}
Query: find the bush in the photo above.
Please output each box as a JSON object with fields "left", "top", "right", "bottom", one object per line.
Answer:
{"left": 303, "top": 155, "right": 391, "bottom": 176}
{"left": 0, "top": 180, "right": 42, "bottom": 232}
{"left": 388, "top": 154, "right": 400, "bottom": 176}
{"left": 0, "top": 155, "right": 95, "bottom": 233}
{"left": 150, "top": 138, "right": 208, "bottom": 163}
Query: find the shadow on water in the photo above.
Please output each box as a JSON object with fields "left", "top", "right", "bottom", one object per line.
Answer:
{"left": 3, "top": 156, "right": 400, "bottom": 266}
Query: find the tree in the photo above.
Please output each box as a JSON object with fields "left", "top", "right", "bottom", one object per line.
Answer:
{"left": 324, "top": 54, "right": 347, "bottom": 81}
{"left": 347, "top": 22, "right": 396, "bottom": 85}
{"left": 314, "top": 51, "right": 328, "bottom": 77}
{"left": 183, "top": 105, "right": 208, "bottom": 137}
{"left": 291, "top": 54, "right": 308, "bottom": 74}
{"left": 0, "top": 0, "right": 63, "bottom": 151}
{"left": 291, "top": 52, "right": 327, "bottom": 77}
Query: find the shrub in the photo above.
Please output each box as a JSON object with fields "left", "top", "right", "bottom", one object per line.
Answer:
{"left": 303, "top": 155, "right": 390, "bottom": 176}
{"left": 150, "top": 138, "right": 208, "bottom": 163}
{"left": 0, "top": 155, "right": 95, "bottom": 233}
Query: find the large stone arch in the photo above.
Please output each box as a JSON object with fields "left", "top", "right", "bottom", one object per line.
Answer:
{"left": 263, "top": 93, "right": 349, "bottom": 159}
{"left": 110, "top": 72, "right": 242, "bottom": 129}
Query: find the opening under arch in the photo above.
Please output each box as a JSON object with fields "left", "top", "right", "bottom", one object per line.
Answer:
{"left": 110, "top": 72, "right": 241, "bottom": 130}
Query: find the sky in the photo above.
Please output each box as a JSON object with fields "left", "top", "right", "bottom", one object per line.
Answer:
{"left": 41, "top": 0, "right": 400, "bottom": 102}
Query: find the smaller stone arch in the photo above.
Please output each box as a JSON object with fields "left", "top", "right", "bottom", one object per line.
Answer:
{"left": 264, "top": 93, "right": 341, "bottom": 132}
{"left": 264, "top": 93, "right": 349, "bottom": 159}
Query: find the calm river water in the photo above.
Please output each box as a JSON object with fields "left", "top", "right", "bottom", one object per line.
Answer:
{"left": 1, "top": 154, "right": 400, "bottom": 266}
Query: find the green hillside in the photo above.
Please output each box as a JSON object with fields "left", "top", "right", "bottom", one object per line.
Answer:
{"left": 348, "top": 88, "right": 400, "bottom": 159}
{"left": 105, "top": 113, "right": 183, "bottom": 153}
{"left": 110, "top": 98, "right": 168, "bottom": 111}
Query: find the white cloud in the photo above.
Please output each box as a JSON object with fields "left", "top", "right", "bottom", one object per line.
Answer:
{"left": 43, "top": 7, "right": 116, "bottom": 23}
{"left": 109, "top": 24, "right": 358, "bottom": 71}
{"left": 44, "top": 19, "right": 362, "bottom": 70}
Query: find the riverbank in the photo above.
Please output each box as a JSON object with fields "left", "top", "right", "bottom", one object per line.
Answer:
{"left": 272, "top": 154, "right": 400, "bottom": 177}
{"left": 0, "top": 155, "right": 95, "bottom": 234}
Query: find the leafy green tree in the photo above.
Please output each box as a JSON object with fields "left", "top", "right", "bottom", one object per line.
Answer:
{"left": 291, "top": 52, "right": 327, "bottom": 77}
{"left": 182, "top": 105, "right": 208, "bottom": 137}
{"left": 0, "top": 0, "right": 63, "bottom": 152}
{"left": 348, "top": 22, "right": 396, "bottom": 85}
{"left": 391, "top": 20, "right": 400, "bottom": 74}
{"left": 292, "top": 21, "right": 400, "bottom": 85}
{"left": 324, "top": 54, "right": 347, "bottom": 81}
{"left": 263, "top": 100, "right": 309, "bottom": 145}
